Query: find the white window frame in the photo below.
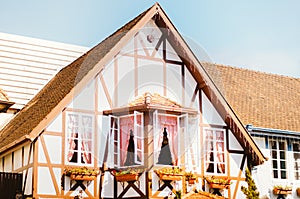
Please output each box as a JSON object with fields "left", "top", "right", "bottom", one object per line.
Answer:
{"left": 269, "top": 139, "right": 287, "bottom": 179}
{"left": 204, "top": 128, "right": 227, "bottom": 175}
{"left": 153, "top": 110, "right": 190, "bottom": 167}
{"left": 108, "top": 111, "right": 144, "bottom": 168}
{"left": 292, "top": 141, "right": 300, "bottom": 180}
{"left": 65, "top": 112, "right": 94, "bottom": 165}
{"left": 185, "top": 115, "right": 199, "bottom": 171}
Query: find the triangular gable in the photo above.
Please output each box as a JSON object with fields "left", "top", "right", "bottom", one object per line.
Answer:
{"left": 0, "top": 3, "right": 266, "bottom": 165}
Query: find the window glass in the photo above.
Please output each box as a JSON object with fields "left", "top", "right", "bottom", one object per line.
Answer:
{"left": 204, "top": 129, "right": 226, "bottom": 174}
{"left": 66, "top": 113, "right": 93, "bottom": 165}
{"left": 269, "top": 139, "right": 287, "bottom": 179}
{"left": 293, "top": 142, "right": 300, "bottom": 180}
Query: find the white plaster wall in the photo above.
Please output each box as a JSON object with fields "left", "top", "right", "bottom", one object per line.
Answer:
{"left": 166, "top": 63, "right": 182, "bottom": 103}
{"left": 117, "top": 56, "right": 135, "bottom": 107}
{"left": 23, "top": 144, "right": 33, "bottom": 165}
{"left": 38, "top": 140, "right": 46, "bottom": 164}
{"left": 4, "top": 154, "right": 12, "bottom": 172}
{"left": 68, "top": 79, "right": 95, "bottom": 111}
{"left": 37, "top": 167, "right": 57, "bottom": 195}
{"left": 97, "top": 77, "right": 111, "bottom": 111}
{"left": 14, "top": 148, "right": 23, "bottom": 170}
{"left": 230, "top": 154, "right": 244, "bottom": 177}
{"left": 228, "top": 129, "right": 243, "bottom": 151}
{"left": 184, "top": 67, "right": 197, "bottom": 107}
{"left": 46, "top": 113, "right": 62, "bottom": 132}
{"left": 101, "top": 172, "right": 114, "bottom": 198}
{"left": 137, "top": 59, "right": 164, "bottom": 97}
{"left": 43, "top": 135, "right": 62, "bottom": 164}
{"left": 201, "top": 90, "right": 226, "bottom": 126}
{"left": 23, "top": 167, "right": 33, "bottom": 195}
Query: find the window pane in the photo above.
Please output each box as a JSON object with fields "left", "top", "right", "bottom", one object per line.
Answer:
{"left": 271, "top": 141, "right": 277, "bottom": 149}
{"left": 279, "top": 142, "right": 285, "bottom": 150}
{"left": 280, "top": 151, "right": 285, "bottom": 159}
{"left": 280, "top": 161, "right": 286, "bottom": 169}
{"left": 293, "top": 143, "right": 300, "bottom": 152}
{"left": 273, "top": 160, "right": 278, "bottom": 169}
{"left": 281, "top": 171, "right": 287, "bottom": 179}
{"left": 272, "top": 151, "right": 277, "bottom": 159}
{"left": 273, "top": 170, "right": 278, "bottom": 178}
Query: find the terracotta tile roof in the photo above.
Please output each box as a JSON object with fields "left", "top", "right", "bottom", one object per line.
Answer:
{"left": 203, "top": 62, "right": 300, "bottom": 132}
{"left": 128, "top": 92, "right": 181, "bottom": 108}
{"left": 0, "top": 5, "right": 152, "bottom": 151}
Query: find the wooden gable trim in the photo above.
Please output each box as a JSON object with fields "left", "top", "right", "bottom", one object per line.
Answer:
{"left": 153, "top": 5, "right": 266, "bottom": 165}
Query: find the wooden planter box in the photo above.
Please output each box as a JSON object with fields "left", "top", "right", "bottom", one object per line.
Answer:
{"left": 273, "top": 188, "right": 292, "bottom": 195}
{"left": 297, "top": 188, "right": 300, "bottom": 196}
{"left": 187, "top": 178, "right": 196, "bottom": 184}
{"left": 70, "top": 174, "right": 95, "bottom": 181}
{"left": 209, "top": 183, "right": 230, "bottom": 189}
{"left": 115, "top": 173, "right": 139, "bottom": 182}
{"left": 158, "top": 173, "right": 183, "bottom": 181}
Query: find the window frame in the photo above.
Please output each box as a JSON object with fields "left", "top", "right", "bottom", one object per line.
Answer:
{"left": 108, "top": 111, "right": 144, "bottom": 168}
{"left": 203, "top": 128, "right": 227, "bottom": 175}
{"left": 292, "top": 141, "right": 300, "bottom": 180}
{"left": 269, "top": 139, "right": 287, "bottom": 179}
{"left": 65, "top": 112, "right": 94, "bottom": 166}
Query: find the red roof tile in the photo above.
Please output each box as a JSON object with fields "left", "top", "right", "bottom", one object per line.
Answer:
{"left": 203, "top": 62, "right": 300, "bottom": 132}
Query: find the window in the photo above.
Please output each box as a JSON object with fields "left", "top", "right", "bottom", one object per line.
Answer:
{"left": 204, "top": 129, "right": 226, "bottom": 174}
{"left": 66, "top": 113, "right": 93, "bottom": 165}
{"left": 153, "top": 111, "right": 181, "bottom": 166}
{"left": 293, "top": 142, "right": 300, "bottom": 180}
{"left": 270, "top": 139, "right": 287, "bottom": 179}
{"left": 108, "top": 111, "right": 144, "bottom": 168}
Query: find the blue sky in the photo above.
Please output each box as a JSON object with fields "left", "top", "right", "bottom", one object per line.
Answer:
{"left": 1, "top": 0, "right": 299, "bottom": 77}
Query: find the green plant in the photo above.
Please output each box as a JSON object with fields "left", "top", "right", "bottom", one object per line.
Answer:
{"left": 241, "top": 167, "right": 259, "bottom": 199}
{"left": 205, "top": 176, "right": 231, "bottom": 185}
{"left": 273, "top": 185, "right": 292, "bottom": 190}
{"left": 175, "top": 190, "right": 182, "bottom": 199}
{"left": 114, "top": 168, "right": 143, "bottom": 176}
{"left": 185, "top": 171, "right": 197, "bottom": 179}
{"left": 64, "top": 167, "right": 99, "bottom": 176}
{"left": 155, "top": 167, "right": 184, "bottom": 175}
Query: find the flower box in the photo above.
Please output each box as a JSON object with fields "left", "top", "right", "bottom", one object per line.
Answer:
{"left": 205, "top": 176, "right": 231, "bottom": 189}
{"left": 64, "top": 167, "right": 99, "bottom": 181}
{"left": 115, "top": 173, "right": 139, "bottom": 182}
{"left": 273, "top": 187, "right": 292, "bottom": 195}
{"left": 155, "top": 167, "right": 184, "bottom": 181}
{"left": 296, "top": 188, "right": 300, "bottom": 196}
{"left": 158, "top": 173, "right": 183, "bottom": 181}
{"left": 209, "top": 183, "right": 230, "bottom": 189}
{"left": 70, "top": 174, "right": 95, "bottom": 181}
{"left": 188, "top": 178, "right": 196, "bottom": 184}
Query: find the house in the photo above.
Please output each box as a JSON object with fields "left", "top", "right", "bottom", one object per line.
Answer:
{"left": 0, "top": 32, "right": 89, "bottom": 110}
{"left": 203, "top": 63, "right": 300, "bottom": 198}
{"left": 0, "top": 3, "right": 270, "bottom": 199}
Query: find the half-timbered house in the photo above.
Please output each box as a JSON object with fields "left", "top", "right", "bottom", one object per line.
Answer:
{"left": 0, "top": 3, "right": 267, "bottom": 199}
